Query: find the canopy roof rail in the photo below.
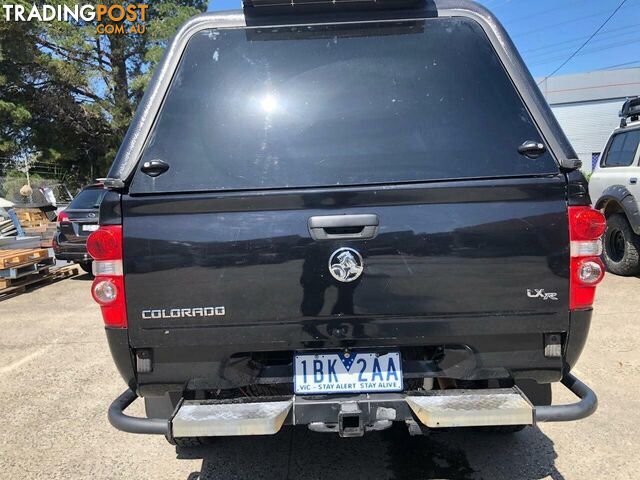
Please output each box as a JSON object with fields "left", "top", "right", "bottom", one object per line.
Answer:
{"left": 242, "top": 0, "right": 426, "bottom": 14}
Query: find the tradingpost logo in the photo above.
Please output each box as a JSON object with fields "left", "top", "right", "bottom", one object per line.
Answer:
{"left": 2, "top": 3, "right": 149, "bottom": 35}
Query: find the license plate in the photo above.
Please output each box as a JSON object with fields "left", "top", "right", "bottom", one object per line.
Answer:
{"left": 294, "top": 352, "right": 402, "bottom": 394}
{"left": 82, "top": 224, "right": 99, "bottom": 232}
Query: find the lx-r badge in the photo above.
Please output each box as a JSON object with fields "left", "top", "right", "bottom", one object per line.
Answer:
{"left": 527, "top": 289, "right": 558, "bottom": 301}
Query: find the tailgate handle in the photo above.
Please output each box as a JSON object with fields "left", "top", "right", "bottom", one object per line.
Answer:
{"left": 308, "top": 214, "right": 379, "bottom": 240}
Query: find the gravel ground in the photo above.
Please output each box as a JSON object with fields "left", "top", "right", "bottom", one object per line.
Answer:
{"left": 0, "top": 273, "right": 638, "bottom": 479}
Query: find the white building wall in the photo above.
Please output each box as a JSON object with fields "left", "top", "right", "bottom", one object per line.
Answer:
{"left": 551, "top": 100, "right": 622, "bottom": 173}
{"left": 538, "top": 67, "right": 640, "bottom": 175}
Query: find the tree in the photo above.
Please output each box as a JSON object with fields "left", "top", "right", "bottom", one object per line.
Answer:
{"left": 0, "top": 0, "right": 207, "bottom": 184}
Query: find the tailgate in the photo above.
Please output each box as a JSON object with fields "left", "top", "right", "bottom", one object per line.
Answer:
{"left": 123, "top": 177, "right": 569, "bottom": 347}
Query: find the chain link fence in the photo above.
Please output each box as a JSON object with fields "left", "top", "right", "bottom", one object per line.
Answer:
{"left": 0, "top": 175, "right": 77, "bottom": 209}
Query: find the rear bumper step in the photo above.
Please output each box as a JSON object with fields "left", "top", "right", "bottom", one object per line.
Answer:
{"left": 406, "top": 388, "right": 533, "bottom": 428}
{"left": 172, "top": 399, "right": 292, "bottom": 437}
{"left": 108, "top": 373, "right": 596, "bottom": 438}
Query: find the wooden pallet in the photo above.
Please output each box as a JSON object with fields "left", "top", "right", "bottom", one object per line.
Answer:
{"left": 0, "top": 258, "right": 55, "bottom": 282}
{"left": 0, "top": 264, "right": 80, "bottom": 301}
{"left": 48, "top": 263, "right": 80, "bottom": 280}
{"left": 14, "top": 208, "right": 49, "bottom": 223}
{"left": 22, "top": 226, "right": 55, "bottom": 239}
{"left": 0, "top": 285, "right": 26, "bottom": 301}
{"left": 12, "top": 209, "right": 56, "bottom": 238}
{"left": 0, "top": 272, "right": 49, "bottom": 299}
{"left": 0, "top": 267, "right": 50, "bottom": 290}
{"left": 0, "top": 248, "right": 51, "bottom": 269}
{"left": 20, "top": 221, "right": 50, "bottom": 229}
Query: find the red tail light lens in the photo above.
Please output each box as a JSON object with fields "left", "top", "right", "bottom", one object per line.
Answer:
{"left": 88, "top": 225, "right": 127, "bottom": 328}
{"left": 569, "top": 206, "right": 606, "bottom": 310}
{"left": 57, "top": 211, "right": 69, "bottom": 224}
{"left": 87, "top": 226, "right": 122, "bottom": 260}
{"left": 569, "top": 208, "right": 606, "bottom": 240}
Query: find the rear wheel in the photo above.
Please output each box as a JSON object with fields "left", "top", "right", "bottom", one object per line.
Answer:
{"left": 79, "top": 261, "right": 93, "bottom": 275}
{"left": 602, "top": 213, "right": 640, "bottom": 276}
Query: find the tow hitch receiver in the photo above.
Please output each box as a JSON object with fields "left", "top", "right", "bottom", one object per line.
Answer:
{"left": 338, "top": 402, "right": 365, "bottom": 437}
{"left": 406, "top": 388, "right": 533, "bottom": 428}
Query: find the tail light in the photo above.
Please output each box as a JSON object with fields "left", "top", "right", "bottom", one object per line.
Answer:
{"left": 569, "top": 206, "right": 606, "bottom": 310}
{"left": 57, "top": 211, "right": 69, "bottom": 224}
{"left": 87, "top": 225, "right": 127, "bottom": 328}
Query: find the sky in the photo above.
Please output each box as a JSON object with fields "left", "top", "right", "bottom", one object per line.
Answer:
{"left": 206, "top": 0, "right": 640, "bottom": 78}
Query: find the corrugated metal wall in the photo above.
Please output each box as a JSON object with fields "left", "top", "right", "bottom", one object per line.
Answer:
{"left": 537, "top": 68, "right": 640, "bottom": 174}
{"left": 551, "top": 100, "right": 622, "bottom": 173}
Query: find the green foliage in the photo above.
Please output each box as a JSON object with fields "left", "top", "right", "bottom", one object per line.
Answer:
{"left": 0, "top": 170, "right": 45, "bottom": 202}
{"left": 0, "top": 0, "right": 207, "bottom": 184}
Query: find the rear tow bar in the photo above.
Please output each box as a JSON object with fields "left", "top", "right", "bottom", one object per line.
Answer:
{"left": 107, "top": 373, "right": 597, "bottom": 439}
{"left": 108, "top": 389, "right": 169, "bottom": 435}
{"left": 535, "top": 374, "right": 598, "bottom": 422}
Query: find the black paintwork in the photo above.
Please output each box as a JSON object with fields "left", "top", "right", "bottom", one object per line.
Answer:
{"left": 564, "top": 309, "right": 592, "bottom": 372}
{"left": 101, "top": 2, "right": 593, "bottom": 402}
{"left": 566, "top": 169, "right": 591, "bottom": 207}
{"left": 117, "top": 176, "right": 571, "bottom": 392}
{"left": 105, "top": 328, "right": 136, "bottom": 391}
{"left": 98, "top": 190, "right": 124, "bottom": 226}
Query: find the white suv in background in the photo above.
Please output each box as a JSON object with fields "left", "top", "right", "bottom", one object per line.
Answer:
{"left": 590, "top": 97, "right": 640, "bottom": 276}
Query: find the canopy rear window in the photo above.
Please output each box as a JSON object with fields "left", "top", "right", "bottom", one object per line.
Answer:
{"left": 132, "top": 18, "right": 558, "bottom": 193}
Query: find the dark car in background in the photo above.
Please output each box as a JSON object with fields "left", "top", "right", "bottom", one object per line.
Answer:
{"left": 53, "top": 184, "right": 106, "bottom": 273}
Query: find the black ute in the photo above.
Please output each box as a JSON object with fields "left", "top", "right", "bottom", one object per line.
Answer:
{"left": 96, "top": 0, "right": 599, "bottom": 442}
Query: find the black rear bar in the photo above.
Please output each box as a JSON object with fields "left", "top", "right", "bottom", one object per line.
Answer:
{"left": 107, "top": 373, "right": 597, "bottom": 435}
{"left": 108, "top": 388, "right": 170, "bottom": 435}
{"left": 534, "top": 373, "right": 598, "bottom": 422}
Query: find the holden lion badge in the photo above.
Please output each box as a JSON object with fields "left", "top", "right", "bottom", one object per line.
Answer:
{"left": 329, "top": 248, "right": 364, "bottom": 283}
